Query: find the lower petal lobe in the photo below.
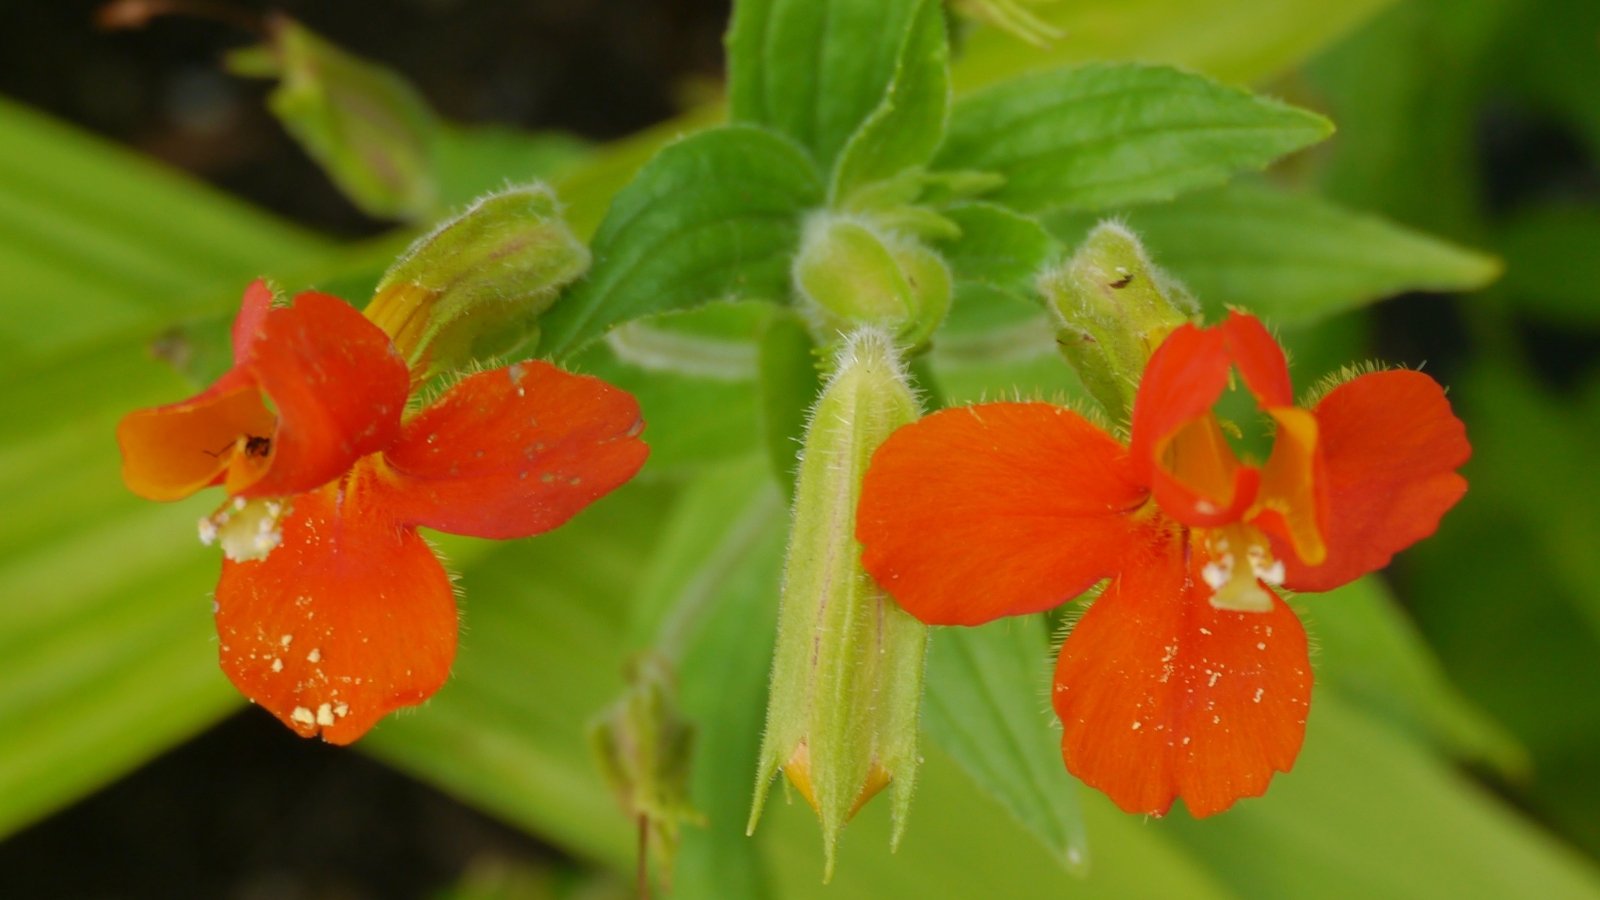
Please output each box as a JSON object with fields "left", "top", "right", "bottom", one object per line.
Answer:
{"left": 215, "top": 463, "right": 456, "bottom": 744}
{"left": 1279, "top": 370, "right": 1469, "bottom": 592}
{"left": 857, "top": 402, "right": 1145, "bottom": 626}
{"left": 1052, "top": 529, "right": 1310, "bottom": 817}
{"left": 378, "top": 361, "right": 648, "bottom": 539}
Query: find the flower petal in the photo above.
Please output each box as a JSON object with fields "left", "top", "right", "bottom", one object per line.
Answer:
{"left": 857, "top": 402, "right": 1146, "bottom": 626}
{"left": 378, "top": 361, "right": 648, "bottom": 539}
{"left": 1278, "top": 369, "right": 1469, "bottom": 592}
{"left": 230, "top": 279, "right": 275, "bottom": 363}
{"left": 238, "top": 291, "right": 410, "bottom": 498}
{"left": 1220, "top": 311, "right": 1293, "bottom": 407}
{"left": 1129, "top": 322, "right": 1229, "bottom": 478}
{"left": 1052, "top": 530, "right": 1311, "bottom": 817}
{"left": 118, "top": 375, "right": 275, "bottom": 501}
{"left": 215, "top": 465, "right": 456, "bottom": 744}
{"left": 1129, "top": 323, "right": 1259, "bottom": 526}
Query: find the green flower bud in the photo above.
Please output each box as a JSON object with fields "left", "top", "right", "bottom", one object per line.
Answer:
{"left": 793, "top": 214, "right": 951, "bottom": 351}
{"left": 365, "top": 185, "right": 590, "bottom": 375}
{"left": 1038, "top": 221, "right": 1196, "bottom": 420}
{"left": 589, "top": 654, "right": 704, "bottom": 890}
{"left": 748, "top": 329, "right": 926, "bottom": 880}
{"left": 231, "top": 16, "right": 441, "bottom": 221}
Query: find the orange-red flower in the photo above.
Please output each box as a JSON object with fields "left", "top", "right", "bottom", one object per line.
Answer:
{"left": 118, "top": 281, "right": 648, "bottom": 742}
{"left": 856, "top": 311, "right": 1468, "bottom": 816}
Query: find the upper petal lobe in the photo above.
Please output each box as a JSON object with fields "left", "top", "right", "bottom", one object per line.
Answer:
{"left": 378, "top": 361, "right": 648, "bottom": 539}
{"left": 238, "top": 291, "right": 410, "bottom": 498}
{"left": 857, "top": 402, "right": 1146, "bottom": 626}
{"left": 1278, "top": 369, "right": 1469, "bottom": 592}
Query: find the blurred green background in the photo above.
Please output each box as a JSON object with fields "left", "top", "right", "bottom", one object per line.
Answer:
{"left": 1, "top": 0, "right": 1599, "bottom": 897}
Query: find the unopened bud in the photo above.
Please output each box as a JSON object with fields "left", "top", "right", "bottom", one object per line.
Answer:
{"left": 589, "top": 655, "right": 703, "bottom": 889}
{"left": 793, "top": 215, "right": 951, "bottom": 350}
{"left": 1039, "top": 221, "right": 1195, "bottom": 420}
{"left": 748, "top": 329, "right": 926, "bottom": 880}
{"left": 365, "top": 185, "right": 590, "bottom": 375}
{"left": 231, "top": 16, "right": 440, "bottom": 221}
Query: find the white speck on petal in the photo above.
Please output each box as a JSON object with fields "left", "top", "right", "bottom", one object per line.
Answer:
{"left": 307, "top": 648, "right": 322, "bottom": 664}
{"left": 1256, "top": 642, "right": 1267, "bottom": 651}
{"left": 1131, "top": 721, "right": 1142, "bottom": 730}
{"left": 270, "top": 658, "right": 283, "bottom": 673}
{"left": 280, "top": 634, "right": 293, "bottom": 648}
{"left": 315, "top": 703, "right": 335, "bottom": 726}
{"left": 1253, "top": 688, "right": 1265, "bottom": 704}
{"left": 290, "top": 706, "right": 315, "bottom": 726}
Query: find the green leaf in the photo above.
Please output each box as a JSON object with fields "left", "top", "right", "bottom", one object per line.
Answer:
{"left": 923, "top": 617, "right": 1089, "bottom": 872}
{"left": 954, "top": 0, "right": 1400, "bottom": 91}
{"left": 1047, "top": 183, "right": 1501, "bottom": 324}
{"left": 830, "top": 0, "right": 951, "bottom": 203}
{"left": 364, "top": 485, "right": 681, "bottom": 872}
{"left": 0, "top": 342, "right": 242, "bottom": 838}
{"left": 1301, "top": 578, "right": 1525, "bottom": 776}
{"left": 756, "top": 312, "right": 823, "bottom": 502}
{"left": 572, "top": 342, "right": 762, "bottom": 480}
{"left": 1499, "top": 203, "right": 1600, "bottom": 327}
{"left": 937, "top": 202, "right": 1061, "bottom": 296}
{"left": 1305, "top": 0, "right": 1509, "bottom": 236}
{"left": 938, "top": 64, "right": 1331, "bottom": 214}
{"left": 0, "top": 98, "right": 331, "bottom": 366}
{"left": 728, "top": 0, "right": 931, "bottom": 170}
{"left": 1160, "top": 693, "right": 1600, "bottom": 898}
{"left": 626, "top": 460, "right": 787, "bottom": 898}
{"left": 536, "top": 126, "right": 823, "bottom": 360}
{"left": 432, "top": 124, "right": 589, "bottom": 211}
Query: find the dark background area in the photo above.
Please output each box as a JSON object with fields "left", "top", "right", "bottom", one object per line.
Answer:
{"left": 0, "top": 2, "right": 726, "bottom": 897}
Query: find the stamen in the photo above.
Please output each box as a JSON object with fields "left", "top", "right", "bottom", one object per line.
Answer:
{"left": 201, "top": 497, "right": 289, "bottom": 562}
{"left": 1202, "top": 525, "right": 1281, "bottom": 613}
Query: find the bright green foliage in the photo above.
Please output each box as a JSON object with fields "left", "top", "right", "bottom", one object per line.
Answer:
{"left": 939, "top": 64, "right": 1331, "bottom": 213}
{"left": 537, "top": 126, "right": 824, "bottom": 360}
{"left": 922, "top": 618, "right": 1089, "bottom": 872}
{"left": 1050, "top": 183, "right": 1502, "bottom": 324}
{"left": 728, "top": 0, "right": 932, "bottom": 173}
{"left": 8, "top": 0, "right": 1600, "bottom": 896}
{"left": 756, "top": 312, "right": 822, "bottom": 501}
{"left": 829, "top": 0, "right": 951, "bottom": 205}
{"left": 954, "top": 0, "right": 1400, "bottom": 90}
{"left": 0, "top": 98, "right": 330, "bottom": 366}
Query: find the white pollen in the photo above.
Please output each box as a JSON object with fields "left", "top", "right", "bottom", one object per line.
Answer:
{"left": 1208, "top": 671, "right": 1221, "bottom": 687}
{"left": 1131, "top": 721, "right": 1142, "bottom": 730}
{"left": 1199, "top": 627, "right": 1212, "bottom": 636}
{"left": 316, "top": 703, "right": 335, "bottom": 726}
{"left": 1212, "top": 715, "right": 1221, "bottom": 724}
{"left": 1182, "top": 736, "right": 1191, "bottom": 745}
{"left": 1202, "top": 558, "right": 1231, "bottom": 590}
{"left": 307, "top": 648, "right": 322, "bottom": 664}
{"left": 270, "top": 658, "right": 283, "bottom": 673}
{"left": 290, "top": 706, "right": 315, "bottom": 726}
{"left": 280, "top": 634, "right": 293, "bottom": 648}
{"left": 1256, "top": 642, "right": 1266, "bottom": 650}
{"left": 1259, "top": 559, "right": 1286, "bottom": 585}
{"left": 334, "top": 702, "right": 350, "bottom": 718}
{"left": 1253, "top": 688, "right": 1265, "bottom": 704}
